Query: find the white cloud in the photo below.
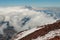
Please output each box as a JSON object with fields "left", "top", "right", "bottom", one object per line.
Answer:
{"left": 0, "top": 23, "right": 7, "bottom": 34}
{"left": 0, "top": 6, "right": 57, "bottom": 34}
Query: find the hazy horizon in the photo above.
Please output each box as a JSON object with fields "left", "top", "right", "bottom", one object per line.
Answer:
{"left": 0, "top": 0, "right": 60, "bottom": 8}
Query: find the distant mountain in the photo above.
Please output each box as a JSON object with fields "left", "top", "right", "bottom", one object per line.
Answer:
{"left": 11, "top": 20, "right": 60, "bottom": 40}
{"left": 24, "top": 6, "right": 33, "bottom": 10}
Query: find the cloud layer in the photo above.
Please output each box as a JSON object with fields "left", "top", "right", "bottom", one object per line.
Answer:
{"left": 0, "top": 6, "right": 57, "bottom": 34}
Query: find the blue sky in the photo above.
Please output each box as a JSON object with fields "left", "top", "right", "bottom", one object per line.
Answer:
{"left": 0, "top": 0, "right": 60, "bottom": 7}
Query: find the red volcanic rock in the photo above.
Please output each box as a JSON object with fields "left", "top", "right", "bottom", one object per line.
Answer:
{"left": 11, "top": 20, "right": 60, "bottom": 40}
{"left": 49, "top": 36, "right": 60, "bottom": 40}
